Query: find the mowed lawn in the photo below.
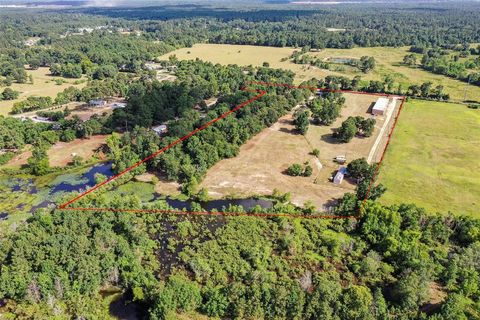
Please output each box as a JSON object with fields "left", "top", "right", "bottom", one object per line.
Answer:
{"left": 160, "top": 44, "right": 480, "bottom": 101}
{"left": 378, "top": 100, "right": 480, "bottom": 216}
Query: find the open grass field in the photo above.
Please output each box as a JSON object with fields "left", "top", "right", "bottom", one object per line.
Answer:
{"left": 160, "top": 44, "right": 480, "bottom": 101}
{"left": 4, "top": 135, "right": 107, "bottom": 168}
{"left": 0, "top": 67, "right": 86, "bottom": 116}
{"left": 378, "top": 100, "right": 480, "bottom": 216}
{"left": 198, "top": 93, "right": 396, "bottom": 210}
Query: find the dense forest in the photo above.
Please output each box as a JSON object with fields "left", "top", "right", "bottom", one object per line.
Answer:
{"left": 0, "top": 194, "right": 479, "bottom": 319}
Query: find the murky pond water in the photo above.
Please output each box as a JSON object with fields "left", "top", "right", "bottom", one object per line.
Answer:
{"left": 2, "top": 162, "right": 274, "bottom": 220}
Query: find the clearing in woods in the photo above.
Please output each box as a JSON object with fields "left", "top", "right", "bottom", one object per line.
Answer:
{"left": 378, "top": 100, "right": 480, "bottom": 217}
{"left": 160, "top": 44, "right": 480, "bottom": 101}
{"left": 0, "top": 67, "right": 87, "bottom": 116}
{"left": 198, "top": 92, "right": 401, "bottom": 210}
{"left": 5, "top": 135, "right": 107, "bottom": 168}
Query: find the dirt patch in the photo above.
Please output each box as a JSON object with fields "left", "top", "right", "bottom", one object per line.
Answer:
{"left": 199, "top": 112, "right": 352, "bottom": 210}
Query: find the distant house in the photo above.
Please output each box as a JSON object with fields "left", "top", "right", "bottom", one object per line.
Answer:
{"left": 31, "top": 116, "right": 55, "bottom": 124}
{"left": 152, "top": 124, "right": 168, "bottom": 135}
{"left": 112, "top": 102, "right": 127, "bottom": 109}
{"left": 372, "top": 97, "right": 390, "bottom": 116}
{"left": 204, "top": 98, "right": 218, "bottom": 108}
{"left": 145, "top": 62, "right": 162, "bottom": 71}
{"left": 333, "top": 167, "right": 347, "bottom": 184}
{"left": 89, "top": 99, "right": 106, "bottom": 107}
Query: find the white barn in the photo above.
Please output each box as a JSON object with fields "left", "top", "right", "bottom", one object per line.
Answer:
{"left": 372, "top": 97, "right": 389, "bottom": 116}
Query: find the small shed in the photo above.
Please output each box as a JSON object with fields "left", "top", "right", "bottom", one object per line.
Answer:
{"left": 334, "top": 155, "right": 347, "bottom": 164}
{"left": 372, "top": 97, "right": 389, "bottom": 116}
{"left": 333, "top": 166, "right": 347, "bottom": 184}
{"left": 152, "top": 124, "right": 168, "bottom": 135}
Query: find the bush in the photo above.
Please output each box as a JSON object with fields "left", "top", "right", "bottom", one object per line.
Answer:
{"left": 287, "top": 163, "right": 303, "bottom": 176}
{"left": 303, "top": 164, "right": 313, "bottom": 177}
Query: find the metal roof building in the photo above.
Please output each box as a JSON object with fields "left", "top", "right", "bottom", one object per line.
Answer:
{"left": 372, "top": 97, "right": 390, "bottom": 116}
{"left": 333, "top": 166, "right": 348, "bottom": 184}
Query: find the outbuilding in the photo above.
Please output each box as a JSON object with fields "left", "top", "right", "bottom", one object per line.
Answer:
{"left": 372, "top": 97, "right": 389, "bottom": 116}
{"left": 333, "top": 166, "right": 347, "bottom": 184}
{"left": 152, "top": 124, "right": 168, "bottom": 135}
{"left": 112, "top": 102, "right": 127, "bottom": 109}
{"left": 89, "top": 99, "right": 106, "bottom": 107}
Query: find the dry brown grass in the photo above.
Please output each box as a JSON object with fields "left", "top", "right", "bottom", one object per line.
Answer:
{"left": 198, "top": 93, "right": 395, "bottom": 210}
{"left": 5, "top": 135, "right": 107, "bottom": 168}
{"left": 160, "top": 44, "right": 480, "bottom": 101}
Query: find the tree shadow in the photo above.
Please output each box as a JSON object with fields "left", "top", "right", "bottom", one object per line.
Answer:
{"left": 366, "top": 102, "right": 376, "bottom": 114}
{"left": 320, "top": 131, "right": 342, "bottom": 145}
{"left": 279, "top": 127, "right": 298, "bottom": 134}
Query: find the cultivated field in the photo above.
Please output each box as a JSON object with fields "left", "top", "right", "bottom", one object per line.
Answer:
{"left": 378, "top": 100, "right": 480, "bottom": 216}
{"left": 0, "top": 67, "right": 86, "bottom": 115}
{"left": 199, "top": 92, "right": 398, "bottom": 210}
{"left": 4, "top": 135, "right": 107, "bottom": 168}
{"left": 160, "top": 44, "right": 480, "bottom": 101}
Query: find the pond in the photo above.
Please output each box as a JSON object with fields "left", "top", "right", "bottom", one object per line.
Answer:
{"left": 49, "top": 163, "right": 113, "bottom": 194}
{"left": 3, "top": 162, "right": 274, "bottom": 217}
{"left": 165, "top": 197, "right": 274, "bottom": 212}
{"left": 327, "top": 57, "right": 356, "bottom": 64}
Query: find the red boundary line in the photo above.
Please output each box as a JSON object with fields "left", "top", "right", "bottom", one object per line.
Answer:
{"left": 58, "top": 82, "right": 406, "bottom": 220}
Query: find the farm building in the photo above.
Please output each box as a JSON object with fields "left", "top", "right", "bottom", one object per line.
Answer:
{"left": 89, "top": 99, "right": 107, "bottom": 107}
{"left": 152, "top": 124, "right": 168, "bottom": 135}
{"left": 372, "top": 97, "right": 390, "bottom": 116}
{"left": 112, "top": 102, "right": 127, "bottom": 109}
{"left": 333, "top": 166, "right": 348, "bottom": 184}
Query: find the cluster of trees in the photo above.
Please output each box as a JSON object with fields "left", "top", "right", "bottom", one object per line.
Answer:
{"left": 345, "top": 158, "right": 386, "bottom": 201}
{"left": 413, "top": 47, "right": 480, "bottom": 88}
{"left": 107, "top": 60, "right": 310, "bottom": 191}
{"left": 0, "top": 116, "right": 51, "bottom": 150}
{"left": 303, "top": 75, "right": 450, "bottom": 101}
{"left": 293, "top": 109, "right": 310, "bottom": 135}
{"left": 0, "top": 88, "right": 19, "bottom": 101}
{"left": 286, "top": 162, "right": 313, "bottom": 177}
{"left": 11, "top": 96, "right": 53, "bottom": 114}
{"left": 407, "top": 82, "right": 450, "bottom": 100}
{"left": 357, "top": 56, "right": 376, "bottom": 73}
{"left": 1, "top": 185, "right": 478, "bottom": 319}
{"left": 290, "top": 50, "right": 375, "bottom": 74}
{"left": 77, "top": 3, "right": 480, "bottom": 49}
{"left": 307, "top": 91, "right": 345, "bottom": 125}
{"left": 0, "top": 57, "right": 28, "bottom": 84}
{"left": 335, "top": 116, "right": 376, "bottom": 143}
{"left": 421, "top": 51, "right": 467, "bottom": 80}
{"left": 22, "top": 32, "right": 174, "bottom": 80}
{"left": 49, "top": 63, "right": 83, "bottom": 78}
